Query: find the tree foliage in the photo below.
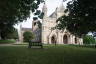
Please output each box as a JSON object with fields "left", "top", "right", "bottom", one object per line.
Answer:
{"left": 6, "top": 29, "right": 18, "bottom": 39}
{"left": 0, "top": 27, "right": 16, "bottom": 39}
{"left": 23, "top": 31, "right": 34, "bottom": 42}
{"left": 0, "top": 0, "right": 44, "bottom": 39}
{"left": 83, "top": 35, "right": 96, "bottom": 44}
{"left": 57, "top": 0, "right": 96, "bottom": 37}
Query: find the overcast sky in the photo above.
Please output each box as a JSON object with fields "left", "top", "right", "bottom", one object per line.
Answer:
{"left": 15, "top": 0, "right": 70, "bottom": 29}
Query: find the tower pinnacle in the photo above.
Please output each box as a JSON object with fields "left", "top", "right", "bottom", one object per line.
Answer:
{"left": 42, "top": 1, "right": 47, "bottom": 18}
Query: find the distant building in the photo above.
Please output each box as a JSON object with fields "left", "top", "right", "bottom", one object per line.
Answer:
{"left": 19, "top": 25, "right": 32, "bottom": 42}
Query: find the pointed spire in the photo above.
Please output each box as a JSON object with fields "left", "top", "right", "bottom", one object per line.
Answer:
{"left": 60, "top": 0, "right": 64, "bottom": 9}
{"left": 42, "top": 1, "right": 47, "bottom": 18}
{"left": 61, "top": 0, "right": 64, "bottom": 7}
{"left": 57, "top": 0, "right": 65, "bottom": 12}
{"left": 42, "top": 1, "right": 47, "bottom": 12}
{"left": 63, "top": 0, "right": 67, "bottom": 2}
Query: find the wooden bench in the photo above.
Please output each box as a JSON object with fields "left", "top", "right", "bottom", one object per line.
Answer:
{"left": 28, "top": 41, "right": 43, "bottom": 48}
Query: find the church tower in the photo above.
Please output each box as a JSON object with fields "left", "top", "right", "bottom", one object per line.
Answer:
{"left": 41, "top": 2, "right": 48, "bottom": 44}
{"left": 42, "top": 2, "right": 47, "bottom": 19}
{"left": 56, "top": 1, "right": 65, "bottom": 18}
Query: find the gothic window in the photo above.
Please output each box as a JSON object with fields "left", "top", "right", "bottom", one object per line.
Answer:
{"left": 63, "top": 35, "right": 68, "bottom": 44}
{"left": 75, "top": 38, "right": 77, "bottom": 44}
{"left": 51, "top": 35, "right": 56, "bottom": 44}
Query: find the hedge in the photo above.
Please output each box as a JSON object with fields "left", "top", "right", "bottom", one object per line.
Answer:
{"left": 0, "top": 39, "right": 16, "bottom": 44}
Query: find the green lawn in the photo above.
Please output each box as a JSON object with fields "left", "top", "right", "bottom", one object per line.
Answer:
{"left": 0, "top": 45, "right": 96, "bottom": 64}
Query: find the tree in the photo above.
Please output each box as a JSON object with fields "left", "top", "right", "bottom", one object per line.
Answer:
{"left": 0, "top": 26, "right": 19, "bottom": 40}
{"left": 83, "top": 35, "right": 96, "bottom": 44}
{"left": 6, "top": 29, "right": 18, "bottom": 40}
{"left": 0, "top": 0, "right": 44, "bottom": 39}
{"left": 57, "top": 0, "right": 96, "bottom": 37}
{"left": 23, "top": 31, "right": 34, "bottom": 42}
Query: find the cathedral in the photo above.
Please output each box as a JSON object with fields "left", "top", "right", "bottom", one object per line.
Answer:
{"left": 31, "top": 2, "right": 83, "bottom": 45}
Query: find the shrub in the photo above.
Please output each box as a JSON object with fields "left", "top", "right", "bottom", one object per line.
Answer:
{"left": 23, "top": 31, "right": 34, "bottom": 42}
{"left": 83, "top": 35, "right": 96, "bottom": 44}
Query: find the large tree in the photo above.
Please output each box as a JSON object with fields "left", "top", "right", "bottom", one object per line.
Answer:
{"left": 0, "top": 0, "right": 44, "bottom": 39}
{"left": 57, "top": 0, "right": 96, "bottom": 37}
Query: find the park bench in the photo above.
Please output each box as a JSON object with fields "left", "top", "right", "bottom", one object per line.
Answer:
{"left": 28, "top": 41, "right": 43, "bottom": 48}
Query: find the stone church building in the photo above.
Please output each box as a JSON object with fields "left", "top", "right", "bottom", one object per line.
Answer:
{"left": 31, "top": 2, "right": 83, "bottom": 45}
{"left": 19, "top": 2, "right": 83, "bottom": 44}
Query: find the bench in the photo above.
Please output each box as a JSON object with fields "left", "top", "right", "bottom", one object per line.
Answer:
{"left": 28, "top": 41, "right": 43, "bottom": 48}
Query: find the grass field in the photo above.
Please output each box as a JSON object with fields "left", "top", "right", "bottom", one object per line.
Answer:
{"left": 0, "top": 45, "right": 96, "bottom": 64}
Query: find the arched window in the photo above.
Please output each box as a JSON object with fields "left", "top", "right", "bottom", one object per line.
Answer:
{"left": 75, "top": 38, "right": 77, "bottom": 44}
{"left": 51, "top": 35, "right": 56, "bottom": 44}
{"left": 63, "top": 35, "right": 68, "bottom": 44}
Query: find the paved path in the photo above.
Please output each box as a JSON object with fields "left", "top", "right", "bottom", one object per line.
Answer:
{"left": 0, "top": 44, "right": 27, "bottom": 46}
{"left": 0, "top": 44, "right": 13, "bottom": 46}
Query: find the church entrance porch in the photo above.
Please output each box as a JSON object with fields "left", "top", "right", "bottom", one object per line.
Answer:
{"left": 75, "top": 37, "right": 77, "bottom": 44}
{"left": 51, "top": 35, "right": 57, "bottom": 44}
{"left": 63, "top": 35, "right": 68, "bottom": 44}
